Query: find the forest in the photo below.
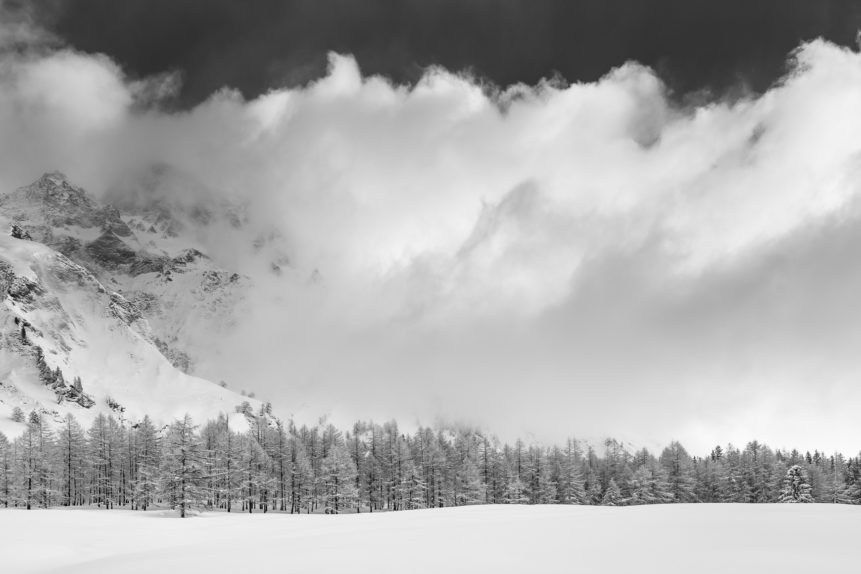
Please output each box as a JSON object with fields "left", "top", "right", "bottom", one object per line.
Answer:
{"left": 1, "top": 402, "right": 859, "bottom": 517}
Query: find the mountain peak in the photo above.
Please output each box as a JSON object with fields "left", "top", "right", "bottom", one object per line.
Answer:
{"left": 0, "top": 173, "right": 135, "bottom": 239}
{"left": 39, "top": 170, "right": 71, "bottom": 185}
{"left": 24, "top": 171, "right": 92, "bottom": 206}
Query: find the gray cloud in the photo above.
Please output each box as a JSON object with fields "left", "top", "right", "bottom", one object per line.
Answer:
{"left": 1, "top": 22, "right": 861, "bottom": 454}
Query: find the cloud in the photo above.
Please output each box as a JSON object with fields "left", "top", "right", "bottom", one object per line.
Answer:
{"left": 2, "top": 21, "right": 861, "bottom": 453}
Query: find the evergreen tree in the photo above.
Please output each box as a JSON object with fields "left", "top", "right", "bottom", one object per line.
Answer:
{"left": 273, "top": 420, "right": 291, "bottom": 511}
{"left": 742, "top": 441, "right": 779, "bottom": 502}
{"left": 628, "top": 466, "right": 655, "bottom": 505}
{"left": 584, "top": 468, "right": 603, "bottom": 505}
{"left": 601, "top": 478, "right": 622, "bottom": 506}
{"left": 57, "top": 414, "right": 87, "bottom": 506}
{"left": 0, "top": 432, "right": 11, "bottom": 507}
{"left": 17, "top": 415, "right": 36, "bottom": 509}
{"left": 87, "top": 414, "right": 117, "bottom": 508}
{"left": 320, "top": 443, "right": 358, "bottom": 513}
{"left": 504, "top": 468, "right": 530, "bottom": 505}
{"left": 132, "top": 416, "right": 161, "bottom": 511}
{"left": 402, "top": 459, "right": 427, "bottom": 510}
{"left": 779, "top": 465, "right": 814, "bottom": 503}
{"left": 660, "top": 441, "right": 696, "bottom": 502}
{"left": 239, "top": 433, "right": 269, "bottom": 513}
{"left": 162, "top": 414, "right": 206, "bottom": 517}
{"left": 560, "top": 447, "right": 587, "bottom": 505}
{"left": 455, "top": 458, "right": 485, "bottom": 506}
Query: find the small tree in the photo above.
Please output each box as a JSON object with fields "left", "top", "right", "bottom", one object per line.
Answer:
{"left": 779, "top": 465, "right": 814, "bottom": 503}
{"left": 504, "top": 474, "right": 530, "bottom": 505}
{"left": 11, "top": 407, "right": 25, "bottom": 423}
{"left": 628, "top": 466, "right": 655, "bottom": 505}
{"left": 601, "top": 478, "right": 623, "bottom": 506}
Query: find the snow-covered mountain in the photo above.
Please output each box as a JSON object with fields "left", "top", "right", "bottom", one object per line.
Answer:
{"left": 0, "top": 172, "right": 261, "bottom": 435}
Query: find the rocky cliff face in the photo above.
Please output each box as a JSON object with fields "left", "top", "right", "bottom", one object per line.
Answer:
{"left": 0, "top": 173, "right": 258, "bottom": 433}
{"left": 0, "top": 172, "right": 249, "bottom": 376}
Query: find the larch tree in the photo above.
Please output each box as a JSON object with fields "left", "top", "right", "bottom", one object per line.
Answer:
{"left": 19, "top": 411, "right": 53, "bottom": 509}
{"left": 162, "top": 414, "right": 206, "bottom": 518}
{"left": 57, "top": 414, "right": 87, "bottom": 506}
{"left": 87, "top": 414, "right": 115, "bottom": 509}
{"left": 0, "top": 431, "right": 11, "bottom": 507}
{"left": 628, "top": 466, "right": 655, "bottom": 505}
{"left": 320, "top": 443, "right": 358, "bottom": 514}
{"left": 132, "top": 415, "right": 160, "bottom": 511}
{"left": 660, "top": 441, "right": 697, "bottom": 503}
{"left": 601, "top": 478, "right": 623, "bottom": 506}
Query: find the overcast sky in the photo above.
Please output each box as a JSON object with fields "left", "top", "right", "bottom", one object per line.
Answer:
{"left": 3, "top": 1, "right": 861, "bottom": 454}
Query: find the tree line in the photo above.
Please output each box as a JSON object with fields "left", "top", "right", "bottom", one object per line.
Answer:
{"left": 1, "top": 403, "right": 859, "bottom": 516}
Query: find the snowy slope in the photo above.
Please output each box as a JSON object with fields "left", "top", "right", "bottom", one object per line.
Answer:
{"left": 1, "top": 504, "right": 857, "bottom": 574}
{"left": 0, "top": 174, "right": 258, "bottom": 435}
{"left": 0, "top": 171, "right": 255, "bottom": 377}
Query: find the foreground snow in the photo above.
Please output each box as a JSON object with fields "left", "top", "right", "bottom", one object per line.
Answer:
{"left": 1, "top": 504, "right": 857, "bottom": 573}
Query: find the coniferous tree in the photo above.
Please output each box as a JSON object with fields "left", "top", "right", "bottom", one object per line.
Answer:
{"left": 320, "top": 443, "right": 358, "bottom": 513}
{"left": 2, "top": 405, "right": 860, "bottom": 513}
{"left": 57, "top": 414, "right": 87, "bottom": 506}
{"left": 628, "top": 466, "right": 655, "bottom": 505}
{"left": 779, "top": 465, "right": 814, "bottom": 503}
{"left": 660, "top": 441, "right": 697, "bottom": 503}
{"left": 559, "top": 439, "right": 586, "bottom": 505}
{"left": 455, "top": 458, "right": 485, "bottom": 506}
{"left": 534, "top": 448, "right": 558, "bottom": 504}
{"left": 742, "top": 441, "right": 778, "bottom": 503}
{"left": 162, "top": 414, "right": 205, "bottom": 518}
{"left": 273, "top": 420, "right": 291, "bottom": 511}
{"left": 0, "top": 431, "right": 11, "bottom": 507}
{"left": 504, "top": 473, "right": 529, "bottom": 505}
{"left": 601, "top": 478, "right": 622, "bottom": 506}
{"left": 240, "top": 433, "right": 268, "bottom": 513}
{"left": 402, "top": 458, "right": 427, "bottom": 510}
{"left": 585, "top": 468, "right": 603, "bottom": 505}
{"left": 87, "top": 414, "right": 116, "bottom": 508}
{"left": 132, "top": 415, "right": 160, "bottom": 511}
{"left": 17, "top": 412, "right": 54, "bottom": 509}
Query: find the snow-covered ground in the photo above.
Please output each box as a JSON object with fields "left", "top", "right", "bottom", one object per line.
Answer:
{"left": 1, "top": 504, "right": 856, "bottom": 573}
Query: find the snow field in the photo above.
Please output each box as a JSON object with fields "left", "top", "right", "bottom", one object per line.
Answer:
{"left": 1, "top": 503, "right": 857, "bottom": 574}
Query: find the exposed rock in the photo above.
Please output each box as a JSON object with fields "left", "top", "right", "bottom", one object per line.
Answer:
{"left": 101, "top": 205, "right": 133, "bottom": 237}
{"left": 129, "top": 256, "right": 169, "bottom": 276}
{"left": 109, "top": 292, "right": 143, "bottom": 326}
{"left": 154, "top": 337, "right": 194, "bottom": 373}
{"left": 51, "top": 235, "right": 82, "bottom": 257}
{"left": 0, "top": 260, "right": 15, "bottom": 293}
{"left": 7, "top": 275, "right": 44, "bottom": 304}
{"left": 85, "top": 232, "right": 138, "bottom": 267}
{"left": 51, "top": 253, "right": 103, "bottom": 291}
{"left": 10, "top": 224, "right": 32, "bottom": 240}
{"left": 173, "top": 248, "right": 208, "bottom": 266}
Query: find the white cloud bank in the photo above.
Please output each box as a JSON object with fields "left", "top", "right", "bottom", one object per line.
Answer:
{"left": 2, "top": 19, "right": 861, "bottom": 454}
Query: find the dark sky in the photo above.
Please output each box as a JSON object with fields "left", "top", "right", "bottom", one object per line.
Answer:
{"left": 28, "top": 0, "right": 861, "bottom": 107}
